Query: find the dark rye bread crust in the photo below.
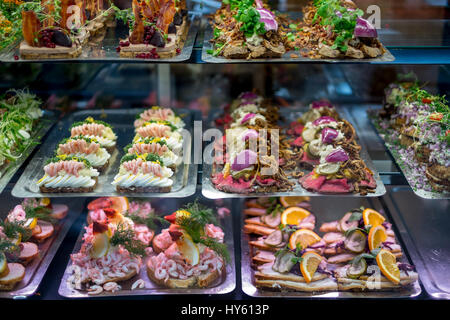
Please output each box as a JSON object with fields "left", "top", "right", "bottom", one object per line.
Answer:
{"left": 105, "top": 146, "right": 116, "bottom": 155}
{"left": 94, "top": 159, "right": 110, "bottom": 173}
{"left": 116, "top": 185, "right": 172, "bottom": 193}
{"left": 40, "top": 178, "right": 98, "bottom": 193}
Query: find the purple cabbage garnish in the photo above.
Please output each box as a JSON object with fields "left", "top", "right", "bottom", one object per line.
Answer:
{"left": 311, "top": 100, "right": 334, "bottom": 109}
{"left": 398, "top": 263, "right": 415, "bottom": 276}
{"left": 231, "top": 149, "right": 257, "bottom": 171}
{"left": 241, "top": 113, "right": 256, "bottom": 124}
{"left": 325, "top": 149, "right": 349, "bottom": 163}
{"left": 354, "top": 17, "right": 378, "bottom": 38}
{"left": 312, "top": 116, "right": 337, "bottom": 127}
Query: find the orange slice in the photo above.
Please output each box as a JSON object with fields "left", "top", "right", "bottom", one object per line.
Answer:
{"left": 289, "top": 229, "right": 321, "bottom": 250}
{"left": 280, "top": 196, "right": 310, "bottom": 208}
{"left": 363, "top": 208, "right": 385, "bottom": 227}
{"left": 368, "top": 225, "right": 387, "bottom": 251}
{"left": 300, "top": 251, "right": 323, "bottom": 283}
{"left": 281, "top": 207, "right": 311, "bottom": 226}
{"left": 110, "top": 197, "right": 129, "bottom": 214}
{"left": 376, "top": 249, "right": 400, "bottom": 284}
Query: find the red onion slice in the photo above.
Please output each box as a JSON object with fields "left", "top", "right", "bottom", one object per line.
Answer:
{"left": 241, "top": 113, "right": 256, "bottom": 124}
{"left": 311, "top": 100, "right": 334, "bottom": 109}
{"left": 322, "top": 127, "right": 339, "bottom": 144}
{"left": 354, "top": 17, "right": 378, "bottom": 38}
{"left": 325, "top": 149, "right": 349, "bottom": 163}
{"left": 242, "top": 129, "right": 259, "bottom": 141}
{"left": 231, "top": 150, "right": 257, "bottom": 171}
{"left": 312, "top": 116, "right": 337, "bottom": 126}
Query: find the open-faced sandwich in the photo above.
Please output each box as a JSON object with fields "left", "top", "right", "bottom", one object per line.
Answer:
{"left": 291, "top": 102, "right": 377, "bottom": 195}
{"left": 55, "top": 136, "right": 111, "bottom": 172}
{"left": 285, "top": 0, "right": 386, "bottom": 59}
{"left": 376, "top": 81, "right": 449, "bottom": 193}
{"left": 209, "top": 0, "right": 286, "bottom": 59}
{"left": 134, "top": 106, "right": 185, "bottom": 129}
{"left": 134, "top": 120, "right": 184, "bottom": 154}
{"left": 0, "top": 198, "right": 68, "bottom": 291}
{"left": 319, "top": 207, "right": 402, "bottom": 265}
{"left": 112, "top": 153, "right": 174, "bottom": 193}
{"left": 70, "top": 117, "right": 117, "bottom": 154}
{"left": 124, "top": 137, "right": 179, "bottom": 171}
{"left": 115, "top": 0, "right": 188, "bottom": 59}
{"left": 0, "top": 89, "right": 44, "bottom": 178}
{"left": 244, "top": 197, "right": 419, "bottom": 293}
{"left": 148, "top": 202, "right": 229, "bottom": 288}
{"left": 211, "top": 93, "right": 295, "bottom": 193}
{"left": 37, "top": 155, "right": 100, "bottom": 193}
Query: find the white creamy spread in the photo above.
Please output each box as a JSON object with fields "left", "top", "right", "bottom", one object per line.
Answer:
{"left": 83, "top": 134, "right": 116, "bottom": 148}
{"left": 37, "top": 168, "right": 99, "bottom": 188}
{"left": 112, "top": 167, "right": 174, "bottom": 188}
{"left": 60, "top": 149, "right": 111, "bottom": 167}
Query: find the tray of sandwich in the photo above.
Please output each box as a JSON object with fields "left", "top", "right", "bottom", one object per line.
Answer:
{"left": 202, "top": 92, "right": 385, "bottom": 198}
{"left": 241, "top": 196, "right": 420, "bottom": 298}
{"left": 58, "top": 196, "right": 235, "bottom": 297}
{"left": 0, "top": 196, "right": 82, "bottom": 298}
{"left": 202, "top": 0, "right": 394, "bottom": 63}
{"left": 369, "top": 80, "right": 449, "bottom": 199}
{"left": 12, "top": 107, "right": 197, "bottom": 198}
{"left": 1, "top": 1, "right": 198, "bottom": 63}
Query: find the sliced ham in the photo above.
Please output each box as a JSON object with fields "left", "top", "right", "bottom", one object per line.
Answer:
{"left": 319, "top": 221, "right": 339, "bottom": 233}
{"left": 33, "top": 221, "right": 54, "bottom": 242}
{"left": 31, "top": 224, "right": 42, "bottom": 236}
{"left": 298, "top": 214, "right": 316, "bottom": 230}
{"left": 244, "top": 200, "right": 265, "bottom": 209}
{"left": 0, "top": 263, "right": 25, "bottom": 286}
{"left": 323, "top": 232, "right": 345, "bottom": 244}
{"left": 243, "top": 224, "right": 274, "bottom": 236}
{"left": 243, "top": 207, "right": 267, "bottom": 216}
{"left": 244, "top": 216, "right": 266, "bottom": 227}
{"left": 50, "top": 204, "right": 68, "bottom": 220}
{"left": 19, "top": 242, "right": 39, "bottom": 264}
{"left": 327, "top": 253, "right": 356, "bottom": 264}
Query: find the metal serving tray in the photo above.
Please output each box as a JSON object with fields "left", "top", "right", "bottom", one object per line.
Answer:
{"left": 0, "top": 195, "right": 83, "bottom": 299}
{"left": 202, "top": 107, "right": 386, "bottom": 198}
{"left": 0, "top": 110, "right": 57, "bottom": 195}
{"left": 385, "top": 186, "right": 450, "bottom": 299}
{"left": 12, "top": 109, "right": 197, "bottom": 198}
{"left": 367, "top": 109, "right": 449, "bottom": 199}
{"left": 0, "top": 13, "right": 199, "bottom": 63}
{"left": 241, "top": 196, "right": 422, "bottom": 298}
{"left": 201, "top": 23, "right": 395, "bottom": 63}
{"left": 58, "top": 196, "right": 236, "bottom": 298}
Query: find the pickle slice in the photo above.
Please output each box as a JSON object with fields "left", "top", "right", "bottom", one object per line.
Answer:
{"left": 346, "top": 258, "right": 367, "bottom": 279}
{"left": 344, "top": 229, "right": 367, "bottom": 253}
{"left": 0, "top": 252, "right": 9, "bottom": 278}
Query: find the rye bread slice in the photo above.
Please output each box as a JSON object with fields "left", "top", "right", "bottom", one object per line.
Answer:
{"left": 39, "top": 177, "right": 98, "bottom": 193}
{"left": 116, "top": 185, "right": 172, "bottom": 193}
{"left": 20, "top": 42, "right": 82, "bottom": 60}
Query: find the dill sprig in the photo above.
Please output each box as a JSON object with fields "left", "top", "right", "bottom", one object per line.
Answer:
{"left": 0, "top": 220, "right": 32, "bottom": 242}
{"left": 0, "top": 239, "right": 19, "bottom": 255}
{"left": 177, "top": 202, "right": 229, "bottom": 263}
{"left": 25, "top": 205, "right": 56, "bottom": 224}
{"left": 126, "top": 212, "right": 169, "bottom": 230}
{"left": 109, "top": 223, "right": 147, "bottom": 257}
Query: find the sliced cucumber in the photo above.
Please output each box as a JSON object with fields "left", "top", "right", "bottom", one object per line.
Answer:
{"left": 231, "top": 167, "right": 254, "bottom": 179}
{"left": 346, "top": 258, "right": 367, "bottom": 279}
{"left": 264, "top": 230, "right": 283, "bottom": 247}
{"left": 272, "top": 250, "right": 296, "bottom": 274}
{"left": 302, "top": 127, "right": 317, "bottom": 143}
{"left": 344, "top": 229, "right": 367, "bottom": 253}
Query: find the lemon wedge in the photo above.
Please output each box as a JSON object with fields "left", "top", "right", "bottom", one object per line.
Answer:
{"left": 90, "top": 232, "right": 110, "bottom": 259}
{"left": 177, "top": 233, "right": 200, "bottom": 266}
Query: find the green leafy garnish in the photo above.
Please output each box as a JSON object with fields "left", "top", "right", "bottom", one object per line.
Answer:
{"left": 120, "top": 153, "right": 164, "bottom": 166}
{"left": 110, "top": 223, "right": 147, "bottom": 257}
{"left": 0, "top": 220, "right": 32, "bottom": 242}
{"left": 25, "top": 205, "right": 55, "bottom": 224}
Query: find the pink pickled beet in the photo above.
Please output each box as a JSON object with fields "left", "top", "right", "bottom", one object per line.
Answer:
{"left": 325, "top": 149, "right": 349, "bottom": 163}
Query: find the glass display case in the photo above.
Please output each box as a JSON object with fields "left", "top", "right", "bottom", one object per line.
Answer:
{"left": 0, "top": 0, "right": 449, "bottom": 308}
